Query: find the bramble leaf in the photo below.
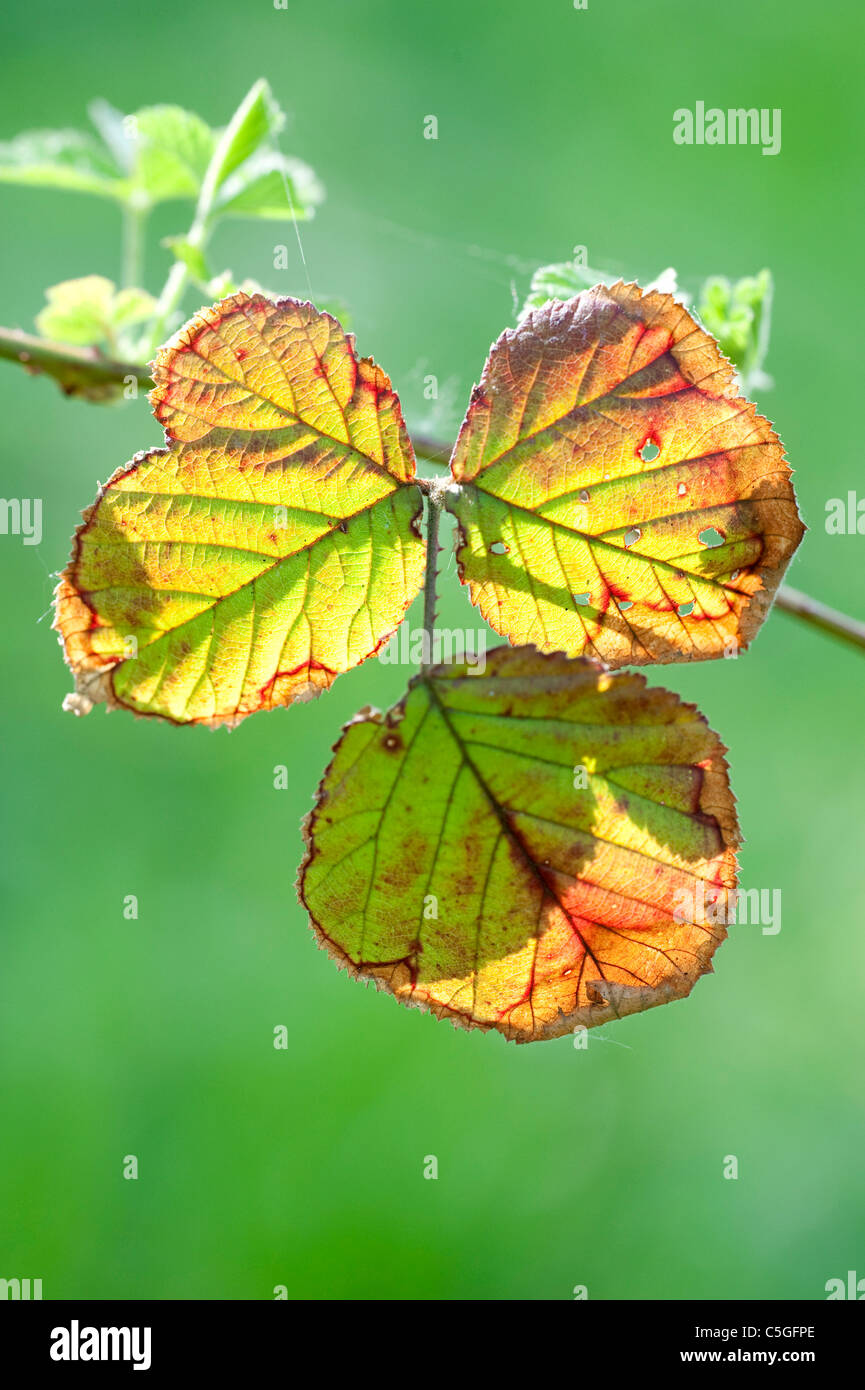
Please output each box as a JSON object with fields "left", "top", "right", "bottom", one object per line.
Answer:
{"left": 204, "top": 79, "right": 284, "bottom": 197}
{"left": 54, "top": 293, "right": 425, "bottom": 726}
{"left": 0, "top": 128, "right": 126, "bottom": 199}
{"left": 0, "top": 85, "right": 322, "bottom": 221}
{"left": 300, "top": 646, "right": 739, "bottom": 1043}
{"left": 130, "top": 105, "right": 215, "bottom": 203}
{"left": 36, "top": 276, "right": 156, "bottom": 352}
{"left": 697, "top": 270, "right": 773, "bottom": 390}
{"left": 447, "top": 282, "right": 804, "bottom": 666}
{"left": 520, "top": 253, "right": 615, "bottom": 317}
{"left": 162, "top": 236, "right": 212, "bottom": 284}
{"left": 87, "top": 99, "right": 136, "bottom": 174}
{"left": 36, "top": 275, "right": 117, "bottom": 346}
{"left": 213, "top": 150, "right": 324, "bottom": 220}
{"left": 110, "top": 287, "right": 159, "bottom": 332}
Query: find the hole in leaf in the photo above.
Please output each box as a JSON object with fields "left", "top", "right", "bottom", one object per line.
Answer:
{"left": 579, "top": 489, "right": 590, "bottom": 504}
{"left": 638, "top": 437, "right": 661, "bottom": 462}
{"left": 490, "top": 541, "right": 509, "bottom": 555}
{"left": 678, "top": 601, "right": 695, "bottom": 617}
{"left": 618, "top": 599, "right": 634, "bottom": 611}
{"left": 573, "top": 592, "right": 591, "bottom": 606}
{"left": 677, "top": 482, "right": 687, "bottom": 496}
{"left": 699, "top": 526, "right": 725, "bottom": 548}
{"left": 624, "top": 527, "right": 641, "bottom": 548}
{"left": 729, "top": 569, "right": 741, "bottom": 583}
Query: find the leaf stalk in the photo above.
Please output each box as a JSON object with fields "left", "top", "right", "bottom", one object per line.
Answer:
{"left": 121, "top": 202, "right": 147, "bottom": 290}
{"left": 420, "top": 481, "right": 447, "bottom": 672}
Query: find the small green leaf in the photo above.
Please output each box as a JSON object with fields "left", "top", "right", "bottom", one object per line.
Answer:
{"left": 520, "top": 252, "right": 614, "bottom": 319}
{"left": 163, "top": 235, "right": 212, "bottom": 284}
{"left": 130, "top": 105, "right": 215, "bottom": 203}
{"left": 35, "top": 276, "right": 156, "bottom": 353}
{"left": 214, "top": 151, "right": 323, "bottom": 220}
{"left": 204, "top": 79, "right": 284, "bottom": 197}
{"left": 110, "top": 287, "right": 158, "bottom": 330}
{"left": 522, "top": 254, "right": 687, "bottom": 322}
{"left": 87, "top": 99, "right": 136, "bottom": 173}
{"left": 35, "top": 276, "right": 117, "bottom": 346}
{"left": 697, "top": 270, "right": 773, "bottom": 389}
{"left": 0, "top": 128, "right": 125, "bottom": 199}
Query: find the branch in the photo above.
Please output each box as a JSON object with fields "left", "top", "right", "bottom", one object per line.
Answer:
{"left": 774, "top": 585, "right": 865, "bottom": 654}
{"left": 0, "top": 327, "right": 152, "bottom": 402}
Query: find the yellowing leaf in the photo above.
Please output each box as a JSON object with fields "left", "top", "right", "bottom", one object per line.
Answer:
{"left": 447, "top": 282, "right": 805, "bottom": 665}
{"left": 54, "top": 293, "right": 425, "bottom": 726}
{"left": 35, "top": 275, "right": 117, "bottom": 346}
{"left": 300, "top": 646, "right": 739, "bottom": 1043}
{"left": 35, "top": 276, "right": 157, "bottom": 351}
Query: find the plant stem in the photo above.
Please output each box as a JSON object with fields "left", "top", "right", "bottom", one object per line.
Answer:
{"left": 413, "top": 433, "right": 452, "bottom": 467}
{"left": 420, "top": 481, "right": 445, "bottom": 672}
{"left": 142, "top": 158, "right": 217, "bottom": 355}
{"left": 121, "top": 203, "right": 147, "bottom": 290}
{"left": 775, "top": 585, "right": 865, "bottom": 653}
{"left": 0, "top": 327, "right": 152, "bottom": 398}
{"left": 142, "top": 79, "right": 273, "bottom": 356}
{"left": 144, "top": 259, "right": 192, "bottom": 356}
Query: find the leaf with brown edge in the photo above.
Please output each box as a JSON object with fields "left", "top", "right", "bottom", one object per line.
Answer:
{"left": 446, "top": 282, "right": 805, "bottom": 666}
{"left": 54, "top": 293, "right": 425, "bottom": 727}
{"left": 299, "top": 645, "right": 739, "bottom": 1043}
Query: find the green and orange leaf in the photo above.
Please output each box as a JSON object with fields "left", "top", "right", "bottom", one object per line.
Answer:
{"left": 447, "top": 281, "right": 804, "bottom": 665}
{"left": 54, "top": 293, "right": 425, "bottom": 726}
{"left": 300, "top": 645, "right": 739, "bottom": 1043}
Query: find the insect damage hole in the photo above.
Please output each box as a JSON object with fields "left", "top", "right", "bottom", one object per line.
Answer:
{"left": 699, "top": 526, "right": 725, "bottom": 548}
{"left": 638, "top": 436, "right": 661, "bottom": 463}
{"left": 623, "top": 527, "right": 641, "bottom": 548}
{"left": 490, "top": 541, "right": 509, "bottom": 554}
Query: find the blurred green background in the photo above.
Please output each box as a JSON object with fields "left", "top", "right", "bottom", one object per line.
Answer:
{"left": 1, "top": 0, "right": 863, "bottom": 1301}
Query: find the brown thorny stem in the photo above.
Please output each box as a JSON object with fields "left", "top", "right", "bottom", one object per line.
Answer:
{"left": 0, "top": 332, "right": 861, "bottom": 656}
